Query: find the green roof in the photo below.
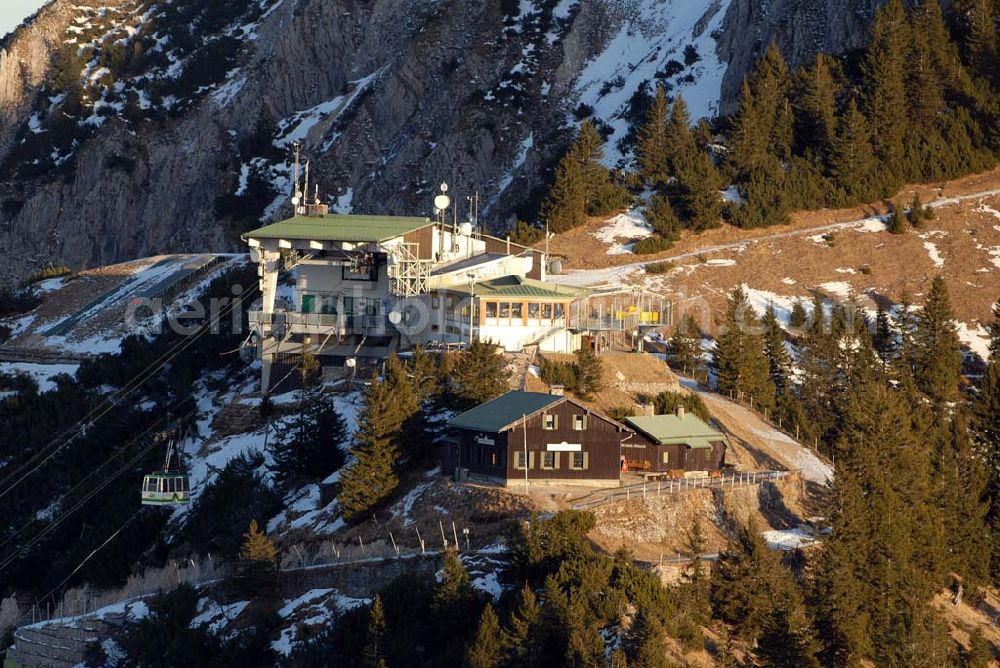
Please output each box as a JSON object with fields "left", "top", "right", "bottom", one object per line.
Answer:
{"left": 624, "top": 413, "right": 724, "bottom": 450}
{"left": 243, "top": 214, "right": 432, "bottom": 243}
{"left": 449, "top": 391, "right": 564, "bottom": 432}
{"left": 448, "top": 275, "right": 589, "bottom": 300}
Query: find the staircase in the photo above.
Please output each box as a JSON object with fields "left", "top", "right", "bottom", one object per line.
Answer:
{"left": 4, "top": 620, "right": 112, "bottom": 668}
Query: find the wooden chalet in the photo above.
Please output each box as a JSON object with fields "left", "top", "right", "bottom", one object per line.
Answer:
{"left": 448, "top": 391, "right": 632, "bottom": 487}
{"left": 622, "top": 408, "right": 727, "bottom": 476}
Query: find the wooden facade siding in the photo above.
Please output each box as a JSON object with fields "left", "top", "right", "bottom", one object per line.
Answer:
{"left": 457, "top": 399, "right": 627, "bottom": 482}
{"left": 623, "top": 433, "right": 726, "bottom": 472}
{"left": 401, "top": 225, "right": 436, "bottom": 259}
{"left": 481, "top": 236, "right": 545, "bottom": 279}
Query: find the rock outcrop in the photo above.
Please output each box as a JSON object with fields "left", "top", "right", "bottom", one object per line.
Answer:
{"left": 0, "top": 0, "right": 893, "bottom": 283}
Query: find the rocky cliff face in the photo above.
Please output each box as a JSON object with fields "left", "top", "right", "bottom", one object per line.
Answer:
{"left": 0, "top": 0, "right": 884, "bottom": 283}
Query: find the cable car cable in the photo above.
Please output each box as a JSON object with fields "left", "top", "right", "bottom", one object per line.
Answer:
{"left": 0, "top": 286, "right": 257, "bottom": 502}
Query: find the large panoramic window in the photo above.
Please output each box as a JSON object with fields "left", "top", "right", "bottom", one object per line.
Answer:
{"left": 485, "top": 302, "right": 498, "bottom": 318}
{"left": 541, "top": 303, "right": 553, "bottom": 319}
{"left": 554, "top": 303, "right": 565, "bottom": 319}
{"left": 528, "top": 303, "right": 540, "bottom": 319}
{"left": 511, "top": 302, "right": 523, "bottom": 320}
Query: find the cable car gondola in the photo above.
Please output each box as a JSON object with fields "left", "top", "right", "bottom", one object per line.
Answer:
{"left": 141, "top": 433, "right": 190, "bottom": 506}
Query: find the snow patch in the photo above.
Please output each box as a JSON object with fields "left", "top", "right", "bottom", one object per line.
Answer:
{"left": 591, "top": 209, "right": 653, "bottom": 255}
{"left": 763, "top": 526, "right": 820, "bottom": 550}
{"left": 817, "top": 281, "right": 852, "bottom": 298}
{"left": 956, "top": 321, "right": 991, "bottom": 362}
{"left": 923, "top": 241, "right": 945, "bottom": 268}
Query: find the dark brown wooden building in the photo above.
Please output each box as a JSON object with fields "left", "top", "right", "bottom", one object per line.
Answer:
{"left": 448, "top": 391, "right": 632, "bottom": 486}
{"left": 622, "top": 408, "right": 727, "bottom": 475}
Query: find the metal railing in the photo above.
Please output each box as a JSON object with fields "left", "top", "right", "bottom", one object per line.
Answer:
{"left": 570, "top": 469, "right": 796, "bottom": 510}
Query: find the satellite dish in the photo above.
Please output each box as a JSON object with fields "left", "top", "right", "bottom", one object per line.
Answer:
{"left": 388, "top": 310, "right": 403, "bottom": 325}
{"left": 249, "top": 248, "right": 261, "bottom": 263}
{"left": 440, "top": 182, "right": 449, "bottom": 193}
{"left": 434, "top": 194, "right": 451, "bottom": 211}
{"left": 345, "top": 357, "right": 357, "bottom": 368}
{"left": 291, "top": 195, "right": 301, "bottom": 206}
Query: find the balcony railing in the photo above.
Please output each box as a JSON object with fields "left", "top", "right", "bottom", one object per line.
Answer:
{"left": 250, "top": 311, "right": 391, "bottom": 335}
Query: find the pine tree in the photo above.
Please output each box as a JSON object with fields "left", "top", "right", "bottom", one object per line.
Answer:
{"left": 573, "top": 348, "right": 603, "bottom": 399}
{"left": 384, "top": 354, "right": 431, "bottom": 464}
{"left": 361, "top": 595, "right": 388, "bottom": 668}
{"left": 864, "top": 0, "right": 910, "bottom": 189}
{"left": 755, "top": 603, "right": 822, "bottom": 668}
{"left": 269, "top": 391, "right": 347, "bottom": 491}
{"left": 449, "top": 340, "right": 511, "bottom": 409}
{"left": 624, "top": 608, "right": 669, "bottom": 668}
{"left": 645, "top": 193, "right": 680, "bottom": 241}
{"left": 239, "top": 519, "right": 276, "bottom": 562}
{"left": 912, "top": 276, "right": 962, "bottom": 404}
{"left": 936, "top": 409, "right": 991, "bottom": 584}
{"left": 636, "top": 84, "right": 670, "bottom": 186}
{"left": 888, "top": 203, "right": 910, "bottom": 235}
{"left": 467, "top": 604, "right": 502, "bottom": 668}
{"left": 433, "top": 549, "right": 481, "bottom": 643}
{"left": 761, "top": 304, "right": 791, "bottom": 394}
{"left": 729, "top": 44, "right": 791, "bottom": 180}
{"left": 714, "top": 287, "right": 776, "bottom": 411}
{"left": 667, "top": 313, "right": 702, "bottom": 377}
{"left": 501, "top": 584, "right": 542, "bottom": 666}
{"left": 795, "top": 53, "right": 839, "bottom": 156}
{"left": 873, "top": 304, "right": 896, "bottom": 360}
{"left": 973, "top": 299, "right": 1000, "bottom": 579}
{"left": 711, "top": 518, "right": 794, "bottom": 642}
{"left": 338, "top": 375, "right": 402, "bottom": 521}
{"left": 541, "top": 121, "right": 629, "bottom": 232}
{"left": 954, "top": 0, "right": 999, "bottom": 85}
{"left": 789, "top": 300, "right": 808, "bottom": 330}
{"left": 827, "top": 98, "right": 876, "bottom": 202}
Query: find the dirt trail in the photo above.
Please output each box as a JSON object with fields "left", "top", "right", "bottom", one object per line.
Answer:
{"left": 679, "top": 379, "right": 833, "bottom": 486}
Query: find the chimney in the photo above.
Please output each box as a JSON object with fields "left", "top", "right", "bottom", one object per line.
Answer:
{"left": 644, "top": 403, "right": 655, "bottom": 417}
{"left": 549, "top": 385, "right": 565, "bottom": 396}
{"left": 677, "top": 406, "right": 686, "bottom": 419}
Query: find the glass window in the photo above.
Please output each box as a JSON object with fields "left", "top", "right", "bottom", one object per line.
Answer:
{"left": 541, "top": 303, "right": 553, "bottom": 319}
{"left": 554, "top": 303, "right": 565, "bottom": 319}
{"left": 511, "top": 303, "right": 523, "bottom": 319}
{"left": 499, "top": 302, "right": 512, "bottom": 319}
{"left": 486, "top": 302, "right": 498, "bottom": 318}
{"left": 573, "top": 415, "right": 586, "bottom": 430}
{"left": 542, "top": 452, "right": 556, "bottom": 469}
{"left": 528, "top": 303, "right": 540, "bottom": 318}
{"left": 432, "top": 295, "right": 440, "bottom": 308}
{"left": 514, "top": 451, "right": 528, "bottom": 470}
{"left": 572, "top": 452, "right": 585, "bottom": 470}
{"left": 543, "top": 414, "right": 556, "bottom": 430}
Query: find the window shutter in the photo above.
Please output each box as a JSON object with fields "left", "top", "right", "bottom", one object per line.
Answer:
{"left": 554, "top": 452, "right": 561, "bottom": 469}
{"left": 582, "top": 452, "right": 589, "bottom": 470}
{"left": 528, "top": 451, "right": 535, "bottom": 469}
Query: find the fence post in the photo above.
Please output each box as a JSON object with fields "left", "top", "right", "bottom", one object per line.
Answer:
{"left": 657, "top": 481, "right": 661, "bottom": 496}
{"left": 389, "top": 531, "right": 399, "bottom": 557}
{"left": 642, "top": 482, "right": 646, "bottom": 499}
{"left": 415, "top": 527, "right": 425, "bottom": 554}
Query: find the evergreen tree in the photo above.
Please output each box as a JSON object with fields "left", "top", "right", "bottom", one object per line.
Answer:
{"left": 636, "top": 84, "right": 670, "bottom": 186}
{"left": 541, "top": 121, "right": 629, "bottom": 232}
{"left": 912, "top": 276, "right": 962, "bottom": 404}
{"left": 338, "top": 375, "right": 401, "bottom": 521}
{"left": 384, "top": 354, "right": 431, "bottom": 464}
{"left": 711, "top": 518, "right": 794, "bottom": 642}
{"left": 467, "top": 604, "right": 502, "bottom": 668}
{"left": 239, "top": 519, "right": 276, "bottom": 563}
{"left": 449, "top": 340, "right": 511, "bottom": 409}
{"left": 729, "top": 44, "right": 792, "bottom": 180}
{"left": 761, "top": 304, "right": 791, "bottom": 394}
{"left": 795, "top": 53, "right": 839, "bottom": 156}
{"left": 624, "top": 608, "right": 669, "bottom": 668}
{"left": 953, "top": 0, "right": 1000, "bottom": 85}
{"left": 827, "top": 98, "right": 876, "bottom": 202}
{"left": 502, "top": 584, "right": 542, "bottom": 666}
{"left": 433, "top": 549, "right": 482, "bottom": 650}
{"left": 973, "top": 300, "right": 1000, "bottom": 579}
{"left": 667, "top": 313, "right": 702, "bottom": 377}
{"left": 863, "top": 0, "right": 910, "bottom": 189}
{"left": 362, "top": 595, "right": 388, "bottom": 668}
{"left": 645, "top": 193, "right": 681, "bottom": 242}
{"left": 936, "top": 409, "right": 991, "bottom": 584}
{"left": 874, "top": 304, "right": 896, "bottom": 360}
{"left": 755, "top": 603, "right": 822, "bottom": 668}
{"left": 789, "top": 300, "right": 808, "bottom": 331}
{"left": 714, "top": 287, "right": 776, "bottom": 411}
{"left": 269, "top": 391, "right": 347, "bottom": 491}
{"left": 573, "top": 348, "right": 603, "bottom": 399}
{"left": 887, "top": 204, "right": 908, "bottom": 234}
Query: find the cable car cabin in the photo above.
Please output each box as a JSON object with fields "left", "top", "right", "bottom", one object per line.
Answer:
{"left": 141, "top": 472, "right": 191, "bottom": 505}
